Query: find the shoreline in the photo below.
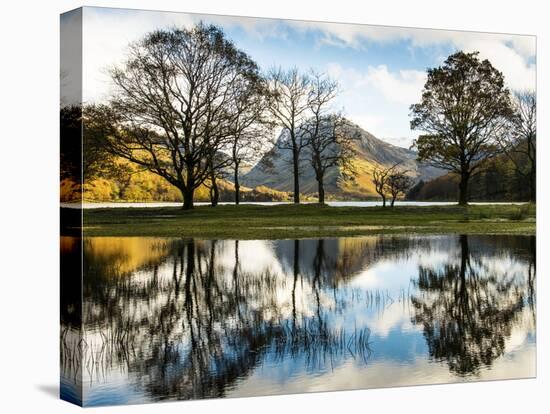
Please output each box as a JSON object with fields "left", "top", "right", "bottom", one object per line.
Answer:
{"left": 61, "top": 200, "right": 531, "bottom": 209}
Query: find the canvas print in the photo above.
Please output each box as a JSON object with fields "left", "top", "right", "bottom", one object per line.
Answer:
{"left": 60, "top": 6, "right": 536, "bottom": 407}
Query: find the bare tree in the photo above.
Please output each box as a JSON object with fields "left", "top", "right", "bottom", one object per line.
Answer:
{"left": 386, "top": 169, "right": 414, "bottom": 207}
{"left": 92, "top": 23, "right": 263, "bottom": 209}
{"left": 227, "top": 78, "right": 273, "bottom": 204}
{"left": 306, "top": 115, "right": 356, "bottom": 204}
{"left": 301, "top": 73, "right": 355, "bottom": 204}
{"left": 498, "top": 90, "right": 536, "bottom": 202}
{"left": 372, "top": 166, "right": 391, "bottom": 207}
{"left": 204, "top": 151, "right": 231, "bottom": 207}
{"left": 372, "top": 163, "right": 407, "bottom": 207}
{"left": 266, "top": 67, "right": 312, "bottom": 204}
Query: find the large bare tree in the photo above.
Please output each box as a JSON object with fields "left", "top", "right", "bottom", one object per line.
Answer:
{"left": 498, "top": 90, "right": 536, "bottom": 202}
{"left": 93, "top": 23, "right": 263, "bottom": 209}
{"left": 411, "top": 51, "right": 515, "bottom": 205}
{"left": 226, "top": 78, "right": 273, "bottom": 204}
{"left": 302, "top": 73, "right": 355, "bottom": 204}
{"left": 305, "top": 115, "right": 356, "bottom": 204}
{"left": 266, "top": 67, "right": 312, "bottom": 204}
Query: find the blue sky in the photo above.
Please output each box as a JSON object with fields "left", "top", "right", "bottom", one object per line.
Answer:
{"left": 61, "top": 7, "right": 536, "bottom": 148}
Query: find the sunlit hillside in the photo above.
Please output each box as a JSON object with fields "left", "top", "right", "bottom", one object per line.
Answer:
{"left": 60, "top": 160, "right": 293, "bottom": 203}
{"left": 241, "top": 119, "right": 444, "bottom": 199}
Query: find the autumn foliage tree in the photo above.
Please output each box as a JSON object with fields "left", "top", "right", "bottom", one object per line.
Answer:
{"left": 411, "top": 51, "right": 515, "bottom": 205}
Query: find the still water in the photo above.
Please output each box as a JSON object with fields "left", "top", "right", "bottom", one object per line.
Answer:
{"left": 61, "top": 234, "right": 536, "bottom": 406}
{"left": 70, "top": 201, "right": 527, "bottom": 209}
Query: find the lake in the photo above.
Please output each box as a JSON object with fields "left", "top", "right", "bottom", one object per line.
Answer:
{"left": 60, "top": 234, "right": 536, "bottom": 406}
{"left": 61, "top": 201, "right": 529, "bottom": 209}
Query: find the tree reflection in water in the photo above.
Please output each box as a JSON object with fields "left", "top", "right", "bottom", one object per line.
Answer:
{"left": 411, "top": 234, "right": 535, "bottom": 376}
{"left": 60, "top": 234, "right": 536, "bottom": 404}
{"left": 74, "top": 237, "right": 372, "bottom": 401}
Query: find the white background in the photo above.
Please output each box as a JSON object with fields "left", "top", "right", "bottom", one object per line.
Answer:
{"left": 0, "top": 0, "right": 547, "bottom": 413}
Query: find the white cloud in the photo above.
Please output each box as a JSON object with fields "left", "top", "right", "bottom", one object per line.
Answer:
{"left": 80, "top": 9, "right": 300, "bottom": 103}
{"left": 364, "top": 65, "right": 427, "bottom": 105}
{"left": 81, "top": 8, "right": 536, "bottom": 101}
{"left": 292, "top": 22, "right": 536, "bottom": 91}
{"left": 451, "top": 37, "right": 536, "bottom": 91}
{"left": 325, "top": 62, "right": 424, "bottom": 144}
{"left": 78, "top": 8, "right": 536, "bottom": 147}
{"left": 391, "top": 29, "right": 536, "bottom": 91}
{"left": 348, "top": 114, "right": 387, "bottom": 136}
{"left": 205, "top": 14, "right": 290, "bottom": 40}
{"left": 292, "top": 21, "right": 535, "bottom": 57}
{"left": 82, "top": 7, "right": 195, "bottom": 103}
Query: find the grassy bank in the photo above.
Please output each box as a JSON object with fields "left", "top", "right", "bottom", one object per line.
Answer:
{"left": 77, "top": 203, "right": 536, "bottom": 239}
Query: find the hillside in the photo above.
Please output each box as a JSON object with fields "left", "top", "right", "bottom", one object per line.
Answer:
{"left": 60, "top": 160, "right": 293, "bottom": 203}
{"left": 241, "top": 120, "right": 444, "bottom": 199}
{"left": 407, "top": 152, "right": 534, "bottom": 202}
{"left": 60, "top": 119, "right": 448, "bottom": 203}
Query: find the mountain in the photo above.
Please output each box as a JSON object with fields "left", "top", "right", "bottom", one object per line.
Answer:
{"left": 241, "top": 119, "right": 444, "bottom": 199}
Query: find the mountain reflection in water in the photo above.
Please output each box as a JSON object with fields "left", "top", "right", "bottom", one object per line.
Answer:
{"left": 60, "top": 234, "right": 536, "bottom": 406}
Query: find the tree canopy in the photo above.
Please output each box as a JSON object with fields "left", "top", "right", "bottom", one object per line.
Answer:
{"left": 90, "top": 23, "right": 264, "bottom": 209}
{"left": 411, "top": 51, "right": 515, "bottom": 205}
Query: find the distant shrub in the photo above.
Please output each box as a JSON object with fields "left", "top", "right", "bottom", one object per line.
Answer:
{"left": 248, "top": 185, "right": 291, "bottom": 202}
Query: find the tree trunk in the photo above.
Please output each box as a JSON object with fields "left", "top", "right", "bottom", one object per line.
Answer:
{"left": 233, "top": 240, "right": 240, "bottom": 318}
{"left": 317, "top": 174, "right": 325, "bottom": 204}
{"left": 458, "top": 172, "right": 470, "bottom": 206}
{"left": 210, "top": 177, "right": 219, "bottom": 207}
{"left": 381, "top": 195, "right": 386, "bottom": 208}
{"left": 391, "top": 196, "right": 396, "bottom": 207}
{"left": 183, "top": 167, "right": 195, "bottom": 210}
{"left": 234, "top": 167, "right": 240, "bottom": 205}
{"left": 292, "top": 239, "right": 300, "bottom": 328}
{"left": 292, "top": 148, "right": 300, "bottom": 204}
{"left": 457, "top": 234, "right": 469, "bottom": 311}
{"left": 184, "top": 239, "right": 195, "bottom": 299}
{"left": 182, "top": 187, "right": 194, "bottom": 210}
{"left": 459, "top": 234, "right": 469, "bottom": 279}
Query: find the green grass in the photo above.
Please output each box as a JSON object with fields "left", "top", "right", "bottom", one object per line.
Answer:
{"left": 76, "top": 203, "right": 536, "bottom": 239}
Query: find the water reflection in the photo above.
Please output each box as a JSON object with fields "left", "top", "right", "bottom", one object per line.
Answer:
{"left": 411, "top": 235, "right": 534, "bottom": 376}
{"left": 60, "top": 234, "right": 536, "bottom": 406}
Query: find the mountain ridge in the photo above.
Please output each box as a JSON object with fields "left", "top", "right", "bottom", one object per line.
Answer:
{"left": 241, "top": 119, "right": 444, "bottom": 199}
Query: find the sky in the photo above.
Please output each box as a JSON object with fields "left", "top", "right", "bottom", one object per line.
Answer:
{"left": 61, "top": 7, "right": 536, "bottom": 149}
